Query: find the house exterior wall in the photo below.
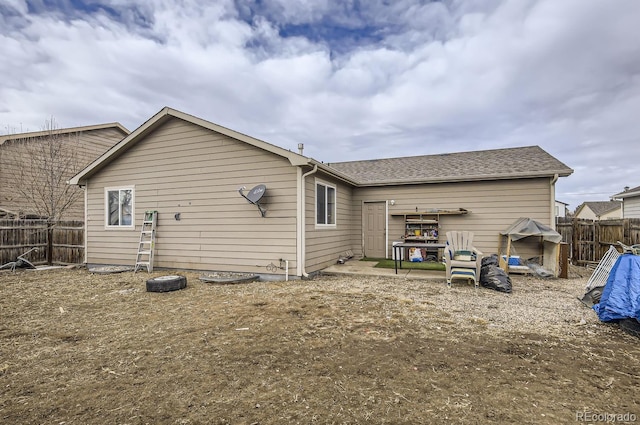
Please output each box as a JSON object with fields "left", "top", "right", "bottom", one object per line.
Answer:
{"left": 575, "top": 206, "right": 621, "bottom": 220}
{"left": 599, "top": 208, "right": 622, "bottom": 220}
{"left": 0, "top": 127, "right": 124, "bottom": 219}
{"left": 350, "top": 177, "right": 554, "bottom": 258}
{"left": 575, "top": 206, "right": 597, "bottom": 220}
{"left": 303, "top": 171, "right": 355, "bottom": 273}
{"left": 623, "top": 197, "right": 640, "bottom": 218}
{"left": 555, "top": 201, "right": 567, "bottom": 218}
{"left": 84, "top": 117, "right": 299, "bottom": 275}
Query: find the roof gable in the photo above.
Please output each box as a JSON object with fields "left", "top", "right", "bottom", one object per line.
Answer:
{"left": 69, "top": 107, "right": 310, "bottom": 185}
{"left": 326, "top": 146, "right": 573, "bottom": 185}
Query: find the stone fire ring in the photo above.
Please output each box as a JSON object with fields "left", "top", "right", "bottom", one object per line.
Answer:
{"left": 89, "top": 265, "right": 134, "bottom": 274}
{"left": 199, "top": 272, "right": 259, "bottom": 284}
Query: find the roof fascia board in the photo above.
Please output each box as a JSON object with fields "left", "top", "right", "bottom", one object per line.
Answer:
{"left": 311, "top": 161, "right": 359, "bottom": 186}
{"left": 1, "top": 122, "right": 129, "bottom": 146}
{"left": 70, "top": 107, "right": 311, "bottom": 185}
{"left": 612, "top": 190, "right": 640, "bottom": 199}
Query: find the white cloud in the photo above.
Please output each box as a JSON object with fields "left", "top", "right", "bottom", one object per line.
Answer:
{"left": 1, "top": 0, "right": 639, "bottom": 210}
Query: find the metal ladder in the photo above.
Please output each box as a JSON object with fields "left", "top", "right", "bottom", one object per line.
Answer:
{"left": 134, "top": 210, "right": 157, "bottom": 273}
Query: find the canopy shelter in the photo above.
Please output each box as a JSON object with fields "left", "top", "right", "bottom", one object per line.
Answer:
{"left": 499, "top": 217, "right": 562, "bottom": 276}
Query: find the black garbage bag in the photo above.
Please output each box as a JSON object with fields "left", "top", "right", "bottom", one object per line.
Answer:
{"left": 480, "top": 264, "right": 512, "bottom": 293}
{"left": 481, "top": 254, "right": 499, "bottom": 268}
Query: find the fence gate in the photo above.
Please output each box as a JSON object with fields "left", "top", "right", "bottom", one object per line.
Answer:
{"left": 573, "top": 219, "right": 596, "bottom": 265}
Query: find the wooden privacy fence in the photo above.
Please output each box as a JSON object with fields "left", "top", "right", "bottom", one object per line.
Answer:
{"left": 556, "top": 217, "right": 640, "bottom": 265}
{"left": 0, "top": 220, "right": 84, "bottom": 266}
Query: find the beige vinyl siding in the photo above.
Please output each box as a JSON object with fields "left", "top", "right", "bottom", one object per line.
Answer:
{"left": 350, "top": 177, "right": 553, "bottom": 259}
{"left": 623, "top": 197, "right": 640, "bottom": 218}
{"left": 0, "top": 128, "right": 125, "bottom": 219}
{"left": 575, "top": 206, "right": 597, "bottom": 220}
{"left": 304, "top": 172, "right": 354, "bottom": 273}
{"left": 575, "top": 206, "right": 622, "bottom": 220}
{"left": 85, "top": 117, "right": 298, "bottom": 275}
{"left": 599, "top": 208, "right": 622, "bottom": 220}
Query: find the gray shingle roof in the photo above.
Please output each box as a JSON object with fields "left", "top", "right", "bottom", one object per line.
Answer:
{"left": 612, "top": 185, "right": 640, "bottom": 199}
{"left": 326, "top": 145, "right": 573, "bottom": 185}
{"left": 579, "top": 201, "right": 622, "bottom": 217}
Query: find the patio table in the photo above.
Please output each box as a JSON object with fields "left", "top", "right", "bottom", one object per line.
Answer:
{"left": 393, "top": 242, "right": 446, "bottom": 274}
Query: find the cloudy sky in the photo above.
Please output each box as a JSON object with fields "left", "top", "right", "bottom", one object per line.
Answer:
{"left": 2, "top": 0, "right": 639, "bottom": 210}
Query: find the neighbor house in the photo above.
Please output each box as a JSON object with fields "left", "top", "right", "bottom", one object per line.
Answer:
{"left": 0, "top": 123, "right": 129, "bottom": 219}
{"left": 555, "top": 200, "right": 569, "bottom": 218}
{"left": 69, "top": 107, "right": 573, "bottom": 277}
{"left": 574, "top": 201, "right": 622, "bottom": 221}
{"left": 611, "top": 185, "right": 640, "bottom": 218}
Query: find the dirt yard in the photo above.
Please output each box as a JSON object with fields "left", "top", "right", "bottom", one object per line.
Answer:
{"left": 1, "top": 267, "right": 639, "bottom": 424}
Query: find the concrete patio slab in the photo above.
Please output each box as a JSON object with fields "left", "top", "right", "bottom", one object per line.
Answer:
{"left": 322, "top": 259, "right": 446, "bottom": 281}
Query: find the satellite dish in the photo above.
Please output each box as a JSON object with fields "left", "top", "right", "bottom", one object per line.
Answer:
{"left": 246, "top": 184, "right": 266, "bottom": 204}
{"left": 238, "top": 184, "right": 267, "bottom": 217}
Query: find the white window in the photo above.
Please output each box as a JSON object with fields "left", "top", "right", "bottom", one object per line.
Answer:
{"left": 316, "top": 180, "right": 336, "bottom": 226}
{"left": 105, "top": 187, "right": 134, "bottom": 228}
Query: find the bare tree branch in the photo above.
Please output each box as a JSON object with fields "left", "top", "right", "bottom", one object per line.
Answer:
{"left": 8, "top": 117, "right": 83, "bottom": 220}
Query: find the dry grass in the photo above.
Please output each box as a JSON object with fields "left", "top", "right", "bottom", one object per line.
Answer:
{"left": 1, "top": 267, "right": 639, "bottom": 424}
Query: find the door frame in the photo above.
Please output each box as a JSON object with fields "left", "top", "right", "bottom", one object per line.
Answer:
{"left": 362, "top": 200, "right": 389, "bottom": 258}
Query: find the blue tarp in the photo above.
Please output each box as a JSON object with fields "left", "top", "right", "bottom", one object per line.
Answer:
{"left": 593, "top": 254, "right": 640, "bottom": 322}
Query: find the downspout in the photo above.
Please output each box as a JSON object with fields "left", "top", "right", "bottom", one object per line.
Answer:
{"left": 550, "top": 174, "right": 558, "bottom": 230}
{"left": 82, "top": 182, "right": 88, "bottom": 265}
{"left": 68, "top": 178, "right": 88, "bottom": 264}
{"left": 298, "top": 164, "right": 318, "bottom": 278}
{"left": 550, "top": 173, "right": 560, "bottom": 276}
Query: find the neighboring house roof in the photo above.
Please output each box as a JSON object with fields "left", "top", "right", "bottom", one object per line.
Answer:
{"left": 575, "top": 201, "right": 622, "bottom": 218}
{"left": 555, "top": 200, "right": 569, "bottom": 206}
{"left": 326, "top": 146, "right": 573, "bottom": 186}
{"left": 0, "top": 122, "right": 129, "bottom": 145}
{"left": 611, "top": 185, "right": 640, "bottom": 199}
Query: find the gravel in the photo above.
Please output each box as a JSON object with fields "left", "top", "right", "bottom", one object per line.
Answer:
{"left": 314, "top": 265, "right": 604, "bottom": 338}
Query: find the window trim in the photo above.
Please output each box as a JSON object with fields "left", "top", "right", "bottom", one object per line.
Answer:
{"left": 315, "top": 179, "right": 337, "bottom": 228}
{"left": 104, "top": 186, "right": 135, "bottom": 229}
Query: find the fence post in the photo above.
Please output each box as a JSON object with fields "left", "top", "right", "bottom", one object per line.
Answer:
{"left": 559, "top": 242, "right": 569, "bottom": 278}
{"left": 571, "top": 218, "right": 579, "bottom": 264}
{"left": 47, "top": 221, "right": 53, "bottom": 266}
{"left": 624, "top": 218, "right": 631, "bottom": 245}
{"left": 594, "top": 220, "right": 601, "bottom": 262}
